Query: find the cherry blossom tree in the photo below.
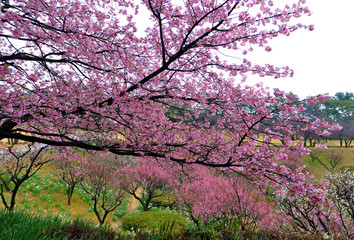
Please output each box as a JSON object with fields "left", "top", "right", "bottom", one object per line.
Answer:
{"left": 275, "top": 170, "right": 354, "bottom": 238}
{"left": 54, "top": 148, "right": 88, "bottom": 205}
{"left": 0, "top": 0, "right": 341, "bottom": 200}
{"left": 115, "top": 157, "right": 177, "bottom": 211}
{"left": 325, "top": 169, "right": 354, "bottom": 238}
{"left": 275, "top": 180, "right": 332, "bottom": 235}
{"left": 80, "top": 152, "right": 126, "bottom": 225}
{"left": 0, "top": 143, "right": 51, "bottom": 211}
{"left": 325, "top": 150, "right": 344, "bottom": 170}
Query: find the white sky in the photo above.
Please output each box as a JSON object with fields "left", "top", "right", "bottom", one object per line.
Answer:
{"left": 244, "top": 0, "right": 354, "bottom": 99}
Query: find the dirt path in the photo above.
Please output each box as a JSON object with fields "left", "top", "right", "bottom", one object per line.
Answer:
{"left": 110, "top": 187, "right": 143, "bottom": 228}
{"left": 127, "top": 187, "right": 143, "bottom": 212}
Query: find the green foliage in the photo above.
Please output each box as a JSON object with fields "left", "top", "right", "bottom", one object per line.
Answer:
{"left": 135, "top": 220, "right": 178, "bottom": 240}
{"left": 113, "top": 194, "right": 130, "bottom": 218}
{"left": 53, "top": 184, "right": 63, "bottom": 193}
{"left": 164, "top": 102, "right": 191, "bottom": 123}
{"left": 153, "top": 220, "right": 176, "bottom": 239}
{"left": 0, "top": 211, "right": 118, "bottom": 240}
{"left": 31, "top": 186, "right": 42, "bottom": 196}
{"left": 0, "top": 210, "right": 64, "bottom": 240}
{"left": 55, "top": 202, "right": 63, "bottom": 208}
{"left": 121, "top": 211, "right": 188, "bottom": 234}
{"left": 333, "top": 92, "right": 354, "bottom": 101}
{"left": 321, "top": 92, "right": 354, "bottom": 120}
{"left": 151, "top": 196, "right": 177, "bottom": 210}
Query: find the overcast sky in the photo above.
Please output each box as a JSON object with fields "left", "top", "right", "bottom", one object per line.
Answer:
{"left": 244, "top": 0, "right": 354, "bottom": 99}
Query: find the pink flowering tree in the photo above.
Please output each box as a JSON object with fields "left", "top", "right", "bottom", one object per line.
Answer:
{"left": 175, "top": 165, "right": 286, "bottom": 231}
{"left": 274, "top": 167, "right": 353, "bottom": 238}
{"left": 80, "top": 151, "right": 126, "bottom": 225}
{"left": 115, "top": 157, "right": 177, "bottom": 211}
{"left": 54, "top": 148, "right": 88, "bottom": 206}
{"left": 0, "top": 143, "right": 51, "bottom": 211}
{"left": 0, "top": 0, "right": 341, "bottom": 208}
{"left": 325, "top": 150, "right": 344, "bottom": 170}
{"left": 227, "top": 177, "right": 288, "bottom": 232}
{"left": 275, "top": 178, "right": 332, "bottom": 235}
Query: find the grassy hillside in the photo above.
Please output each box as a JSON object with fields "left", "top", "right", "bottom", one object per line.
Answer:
{"left": 0, "top": 139, "right": 353, "bottom": 239}
{"left": 1, "top": 144, "right": 353, "bottom": 225}
{"left": 302, "top": 147, "right": 354, "bottom": 178}
{"left": 0, "top": 165, "right": 130, "bottom": 228}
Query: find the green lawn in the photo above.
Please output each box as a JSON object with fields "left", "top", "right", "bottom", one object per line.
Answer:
{"left": 303, "top": 147, "right": 354, "bottom": 178}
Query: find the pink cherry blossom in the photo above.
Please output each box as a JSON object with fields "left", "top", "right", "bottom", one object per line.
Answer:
{"left": 0, "top": 0, "right": 335, "bottom": 210}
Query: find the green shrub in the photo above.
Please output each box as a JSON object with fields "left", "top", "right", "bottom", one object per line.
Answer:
{"left": 150, "top": 196, "right": 177, "bottom": 210}
{"left": 44, "top": 174, "right": 54, "bottom": 182}
{"left": 121, "top": 211, "right": 188, "bottom": 234}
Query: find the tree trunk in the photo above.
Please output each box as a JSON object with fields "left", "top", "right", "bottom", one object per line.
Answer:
{"left": 8, "top": 180, "right": 23, "bottom": 211}
{"left": 93, "top": 201, "right": 104, "bottom": 225}
{"left": 66, "top": 186, "right": 75, "bottom": 206}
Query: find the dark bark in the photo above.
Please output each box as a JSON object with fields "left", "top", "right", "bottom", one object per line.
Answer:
{"left": 0, "top": 146, "right": 50, "bottom": 211}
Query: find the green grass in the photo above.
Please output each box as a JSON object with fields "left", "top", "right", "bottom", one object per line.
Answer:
{"left": 0, "top": 165, "right": 102, "bottom": 224}
{"left": 0, "top": 210, "right": 64, "bottom": 240}
{"left": 33, "top": 200, "right": 40, "bottom": 209}
{"left": 121, "top": 211, "right": 189, "bottom": 233}
{"left": 303, "top": 147, "right": 354, "bottom": 178}
{"left": 0, "top": 210, "right": 117, "bottom": 240}
{"left": 113, "top": 194, "right": 130, "bottom": 218}
{"left": 39, "top": 194, "right": 49, "bottom": 201}
{"left": 0, "top": 210, "right": 340, "bottom": 240}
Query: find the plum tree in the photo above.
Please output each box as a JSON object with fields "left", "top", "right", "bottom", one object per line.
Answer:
{"left": 0, "top": 144, "right": 51, "bottom": 211}
{"left": 54, "top": 148, "right": 88, "bottom": 206}
{"left": 80, "top": 152, "right": 126, "bottom": 225}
